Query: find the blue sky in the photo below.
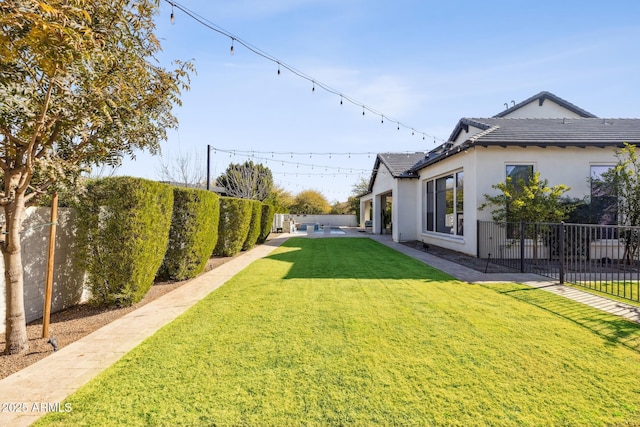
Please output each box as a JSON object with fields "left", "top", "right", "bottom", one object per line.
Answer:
{"left": 115, "top": 0, "right": 640, "bottom": 202}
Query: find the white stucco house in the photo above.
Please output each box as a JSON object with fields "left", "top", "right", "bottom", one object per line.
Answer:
{"left": 359, "top": 91, "right": 640, "bottom": 256}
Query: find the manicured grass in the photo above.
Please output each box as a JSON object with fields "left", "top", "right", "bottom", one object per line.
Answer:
{"left": 37, "top": 238, "right": 640, "bottom": 426}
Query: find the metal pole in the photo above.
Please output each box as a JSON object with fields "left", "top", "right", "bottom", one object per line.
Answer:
{"left": 42, "top": 192, "right": 58, "bottom": 338}
{"left": 559, "top": 222, "right": 565, "bottom": 284}
{"left": 206, "top": 144, "right": 211, "bottom": 191}
{"left": 520, "top": 220, "right": 525, "bottom": 273}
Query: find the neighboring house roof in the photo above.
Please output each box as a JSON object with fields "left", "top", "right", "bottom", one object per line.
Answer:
{"left": 493, "top": 91, "right": 598, "bottom": 119}
{"left": 411, "top": 118, "right": 640, "bottom": 172}
{"left": 366, "top": 152, "right": 425, "bottom": 193}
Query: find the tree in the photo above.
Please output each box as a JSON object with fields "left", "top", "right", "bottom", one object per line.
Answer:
{"left": 263, "top": 185, "right": 293, "bottom": 213}
{"left": 289, "top": 190, "right": 331, "bottom": 214}
{"left": 599, "top": 143, "right": 640, "bottom": 262}
{"left": 480, "top": 171, "right": 573, "bottom": 224}
{"left": 480, "top": 171, "right": 574, "bottom": 262}
{"left": 216, "top": 161, "right": 273, "bottom": 201}
{"left": 349, "top": 177, "right": 369, "bottom": 218}
{"left": 0, "top": 1, "right": 191, "bottom": 354}
{"left": 157, "top": 150, "right": 205, "bottom": 188}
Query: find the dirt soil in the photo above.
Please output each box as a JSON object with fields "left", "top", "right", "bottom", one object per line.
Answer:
{"left": 0, "top": 255, "right": 233, "bottom": 380}
{"left": 401, "top": 241, "right": 521, "bottom": 274}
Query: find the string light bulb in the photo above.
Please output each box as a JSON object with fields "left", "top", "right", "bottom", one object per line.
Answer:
{"left": 170, "top": 2, "right": 175, "bottom": 24}
{"left": 230, "top": 38, "right": 235, "bottom": 55}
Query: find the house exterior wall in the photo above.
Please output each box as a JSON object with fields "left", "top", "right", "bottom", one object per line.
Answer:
{"left": 416, "top": 145, "right": 619, "bottom": 256}
{"left": 368, "top": 163, "right": 395, "bottom": 234}
{"left": 0, "top": 207, "right": 86, "bottom": 330}
{"left": 501, "top": 100, "right": 585, "bottom": 119}
{"left": 394, "top": 178, "right": 417, "bottom": 242}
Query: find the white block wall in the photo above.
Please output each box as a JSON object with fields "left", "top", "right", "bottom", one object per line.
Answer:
{"left": 0, "top": 207, "right": 86, "bottom": 330}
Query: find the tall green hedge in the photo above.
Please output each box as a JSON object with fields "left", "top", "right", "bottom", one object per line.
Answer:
{"left": 258, "top": 203, "right": 276, "bottom": 243}
{"left": 159, "top": 188, "right": 220, "bottom": 281}
{"left": 242, "top": 200, "right": 263, "bottom": 251}
{"left": 75, "top": 177, "right": 173, "bottom": 307}
{"left": 214, "top": 196, "right": 252, "bottom": 257}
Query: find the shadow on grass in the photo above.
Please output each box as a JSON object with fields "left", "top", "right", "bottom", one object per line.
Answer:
{"left": 265, "top": 237, "right": 454, "bottom": 281}
{"left": 482, "top": 283, "right": 640, "bottom": 351}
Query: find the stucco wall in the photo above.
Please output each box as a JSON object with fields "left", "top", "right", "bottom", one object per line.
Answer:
{"left": 416, "top": 145, "right": 619, "bottom": 256}
{"left": 0, "top": 207, "right": 86, "bottom": 330}
{"left": 288, "top": 214, "right": 358, "bottom": 227}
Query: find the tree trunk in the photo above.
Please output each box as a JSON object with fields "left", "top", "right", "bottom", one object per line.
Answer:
{"left": 3, "top": 194, "right": 28, "bottom": 355}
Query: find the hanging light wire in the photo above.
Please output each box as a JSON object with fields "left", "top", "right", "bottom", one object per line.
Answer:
{"left": 164, "top": 0, "right": 445, "bottom": 143}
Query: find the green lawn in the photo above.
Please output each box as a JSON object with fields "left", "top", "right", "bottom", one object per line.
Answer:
{"left": 37, "top": 238, "right": 640, "bottom": 426}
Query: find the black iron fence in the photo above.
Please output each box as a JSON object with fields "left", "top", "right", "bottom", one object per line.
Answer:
{"left": 477, "top": 220, "right": 640, "bottom": 302}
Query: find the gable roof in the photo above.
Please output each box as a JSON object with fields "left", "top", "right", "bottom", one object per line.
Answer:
{"left": 411, "top": 118, "right": 640, "bottom": 172}
{"left": 365, "top": 152, "right": 425, "bottom": 193}
{"left": 493, "top": 91, "right": 598, "bottom": 119}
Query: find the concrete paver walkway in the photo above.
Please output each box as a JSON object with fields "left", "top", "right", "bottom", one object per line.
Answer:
{"left": 1, "top": 229, "right": 638, "bottom": 426}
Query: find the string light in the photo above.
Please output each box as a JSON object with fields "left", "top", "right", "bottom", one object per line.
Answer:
{"left": 169, "top": 2, "right": 175, "bottom": 24}
{"left": 163, "top": 1, "right": 446, "bottom": 144}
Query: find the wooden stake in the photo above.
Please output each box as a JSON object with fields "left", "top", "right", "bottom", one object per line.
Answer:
{"left": 42, "top": 192, "right": 58, "bottom": 338}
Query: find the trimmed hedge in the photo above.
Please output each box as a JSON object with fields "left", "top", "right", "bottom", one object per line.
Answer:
{"left": 75, "top": 177, "right": 173, "bottom": 307}
{"left": 258, "top": 203, "right": 276, "bottom": 244}
{"left": 214, "top": 196, "right": 252, "bottom": 257}
{"left": 242, "top": 200, "right": 263, "bottom": 251}
{"left": 159, "top": 188, "right": 220, "bottom": 281}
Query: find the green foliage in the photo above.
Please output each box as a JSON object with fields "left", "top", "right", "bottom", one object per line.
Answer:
{"left": 75, "top": 177, "right": 173, "bottom": 307}
{"left": 159, "top": 188, "right": 220, "bottom": 281}
{"left": 242, "top": 200, "right": 263, "bottom": 251}
{"left": 258, "top": 203, "right": 276, "bottom": 244}
{"left": 214, "top": 196, "right": 253, "bottom": 257}
{"left": 480, "top": 171, "right": 574, "bottom": 223}
{"left": 264, "top": 185, "right": 293, "bottom": 213}
{"left": 216, "top": 161, "right": 273, "bottom": 201}
{"left": 0, "top": 0, "right": 192, "bottom": 208}
{"left": 601, "top": 143, "right": 640, "bottom": 226}
{"left": 289, "top": 189, "right": 331, "bottom": 214}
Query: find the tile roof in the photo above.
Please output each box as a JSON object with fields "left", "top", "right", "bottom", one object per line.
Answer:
{"left": 410, "top": 118, "right": 640, "bottom": 172}
{"left": 466, "top": 118, "right": 640, "bottom": 147}
{"left": 376, "top": 152, "right": 425, "bottom": 177}
{"left": 365, "top": 152, "right": 425, "bottom": 193}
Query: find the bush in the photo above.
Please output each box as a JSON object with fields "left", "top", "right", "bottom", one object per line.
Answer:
{"left": 75, "top": 177, "right": 173, "bottom": 307}
{"left": 258, "top": 203, "right": 276, "bottom": 243}
{"left": 214, "top": 197, "right": 253, "bottom": 257}
{"left": 242, "top": 200, "right": 263, "bottom": 251}
{"left": 159, "top": 188, "right": 220, "bottom": 281}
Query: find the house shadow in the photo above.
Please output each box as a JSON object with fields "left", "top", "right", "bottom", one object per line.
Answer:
{"left": 481, "top": 283, "right": 640, "bottom": 351}
{"left": 265, "top": 237, "right": 454, "bottom": 282}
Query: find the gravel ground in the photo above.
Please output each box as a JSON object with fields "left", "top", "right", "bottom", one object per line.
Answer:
{"left": 0, "top": 256, "right": 232, "bottom": 380}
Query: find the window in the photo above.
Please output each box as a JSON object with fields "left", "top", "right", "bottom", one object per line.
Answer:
{"left": 424, "top": 181, "right": 434, "bottom": 231}
{"left": 506, "top": 164, "right": 533, "bottom": 187}
{"left": 422, "top": 171, "right": 463, "bottom": 236}
{"left": 590, "top": 165, "right": 617, "bottom": 225}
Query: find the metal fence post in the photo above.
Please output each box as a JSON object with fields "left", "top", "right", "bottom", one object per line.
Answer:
{"left": 520, "top": 220, "right": 525, "bottom": 272}
{"left": 559, "top": 222, "right": 565, "bottom": 284}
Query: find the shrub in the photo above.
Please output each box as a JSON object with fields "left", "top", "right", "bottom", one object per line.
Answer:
{"left": 214, "top": 197, "right": 252, "bottom": 257}
{"left": 242, "top": 200, "right": 263, "bottom": 251}
{"left": 75, "top": 177, "right": 173, "bottom": 307}
{"left": 159, "top": 188, "right": 220, "bottom": 281}
{"left": 258, "top": 203, "right": 276, "bottom": 243}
